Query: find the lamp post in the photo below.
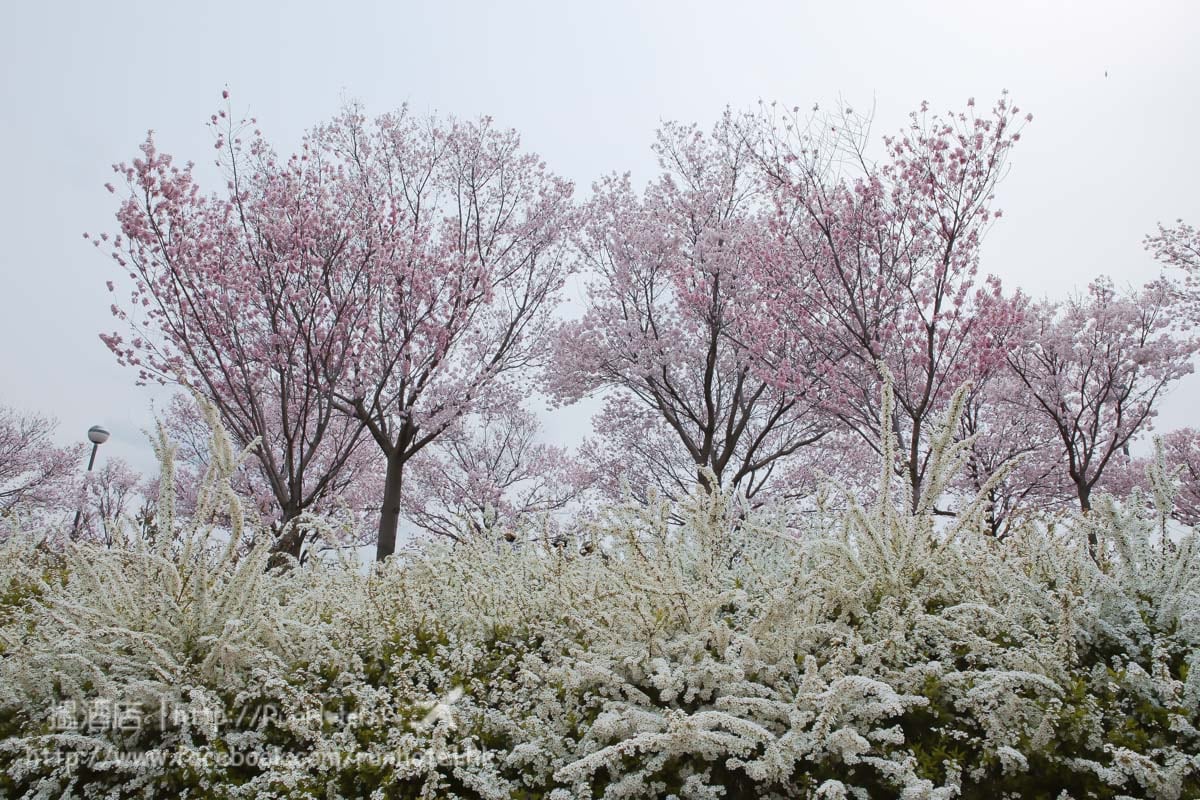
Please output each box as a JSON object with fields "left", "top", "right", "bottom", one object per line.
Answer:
{"left": 72, "top": 425, "right": 110, "bottom": 535}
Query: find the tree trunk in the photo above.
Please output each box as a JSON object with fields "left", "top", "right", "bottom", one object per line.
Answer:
{"left": 1076, "top": 481, "right": 1097, "bottom": 555}
{"left": 376, "top": 453, "right": 405, "bottom": 561}
{"left": 267, "top": 511, "right": 306, "bottom": 571}
{"left": 1075, "top": 481, "right": 1092, "bottom": 514}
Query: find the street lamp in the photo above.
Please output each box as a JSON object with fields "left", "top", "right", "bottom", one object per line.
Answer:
{"left": 72, "top": 425, "right": 110, "bottom": 535}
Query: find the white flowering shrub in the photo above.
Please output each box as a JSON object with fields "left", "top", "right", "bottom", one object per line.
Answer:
{"left": 0, "top": 395, "right": 1198, "bottom": 798}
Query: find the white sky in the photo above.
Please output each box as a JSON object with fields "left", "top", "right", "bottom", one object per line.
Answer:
{"left": 1, "top": 0, "right": 1198, "bottom": 474}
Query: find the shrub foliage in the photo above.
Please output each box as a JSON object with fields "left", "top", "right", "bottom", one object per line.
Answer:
{"left": 1, "top": 397, "right": 1198, "bottom": 799}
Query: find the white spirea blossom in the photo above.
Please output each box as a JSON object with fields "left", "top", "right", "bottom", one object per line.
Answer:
{"left": 0, "top": 392, "right": 1197, "bottom": 798}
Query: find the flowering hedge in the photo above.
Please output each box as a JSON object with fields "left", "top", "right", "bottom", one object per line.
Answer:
{"left": 1, "top": 412, "right": 1198, "bottom": 799}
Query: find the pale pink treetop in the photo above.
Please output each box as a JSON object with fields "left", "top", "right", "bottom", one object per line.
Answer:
{"left": 1146, "top": 218, "right": 1200, "bottom": 321}
{"left": 305, "top": 105, "right": 574, "bottom": 454}
{"left": 1146, "top": 218, "right": 1200, "bottom": 274}
{"left": 549, "top": 113, "right": 826, "bottom": 502}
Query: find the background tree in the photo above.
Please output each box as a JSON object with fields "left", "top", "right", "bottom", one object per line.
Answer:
{"left": 549, "top": 116, "right": 826, "bottom": 504}
{"left": 1104, "top": 424, "right": 1200, "bottom": 531}
{"left": 749, "top": 95, "right": 1030, "bottom": 509}
{"left": 955, "top": 372, "right": 1070, "bottom": 536}
{"left": 1143, "top": 428, "right": 1200, "bottom": 527}
{"left": 0, "top": 403, "right": 82, "bottom": 517}
{"left": 579, "top": 400, "right": 715, "bottom": 507}
{"left": 1004, "top": 279, "right": 1195, "bottom": 532}
{"left": 72, "top": 457, "right": 144, "bottom": 546}
{"left": 402, "top": 402, "right": 592, "bottom": 541}
{"left": 155, "top": 392, "right": 376, "bottom": 553}
{"left": 159, "top": 392, "right": 277, "bottom": 526}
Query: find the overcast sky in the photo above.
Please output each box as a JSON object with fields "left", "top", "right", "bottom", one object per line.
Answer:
{"left": 1, "top": 0, "right": 1198, "bottom": 474}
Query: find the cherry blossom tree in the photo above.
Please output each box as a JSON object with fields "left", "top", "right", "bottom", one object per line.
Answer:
{"left": 100, "top": 97, "right": 573, "bottom": 560}
{"left": 71, "top": 457, "right": 144, "bottom": 546}
{"left": 1004, "top": 279, "right": 1196, "bottom": 534}
{"left": 750, "top": 95, "right": 1030, "bottom": 509}
{"left": 0, "top": 404, "right": 82, "bottom": 517}
{"left": 98, "top": 98, "right": 377, "bottom": 558}
{"left": 955, "top": 372, "right": 1070, "bottom": 536}
{"left": 549, "top": 116, "right": 826, "bottom": 504}
{"left": 309, "top": 107, "right": 574, "bottom": 559}
{"left": 401, "top": 403, "right": 592, "bottom": 541}
{"left": 1145, "top": 428, "right": 1200, "bottom": 526}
